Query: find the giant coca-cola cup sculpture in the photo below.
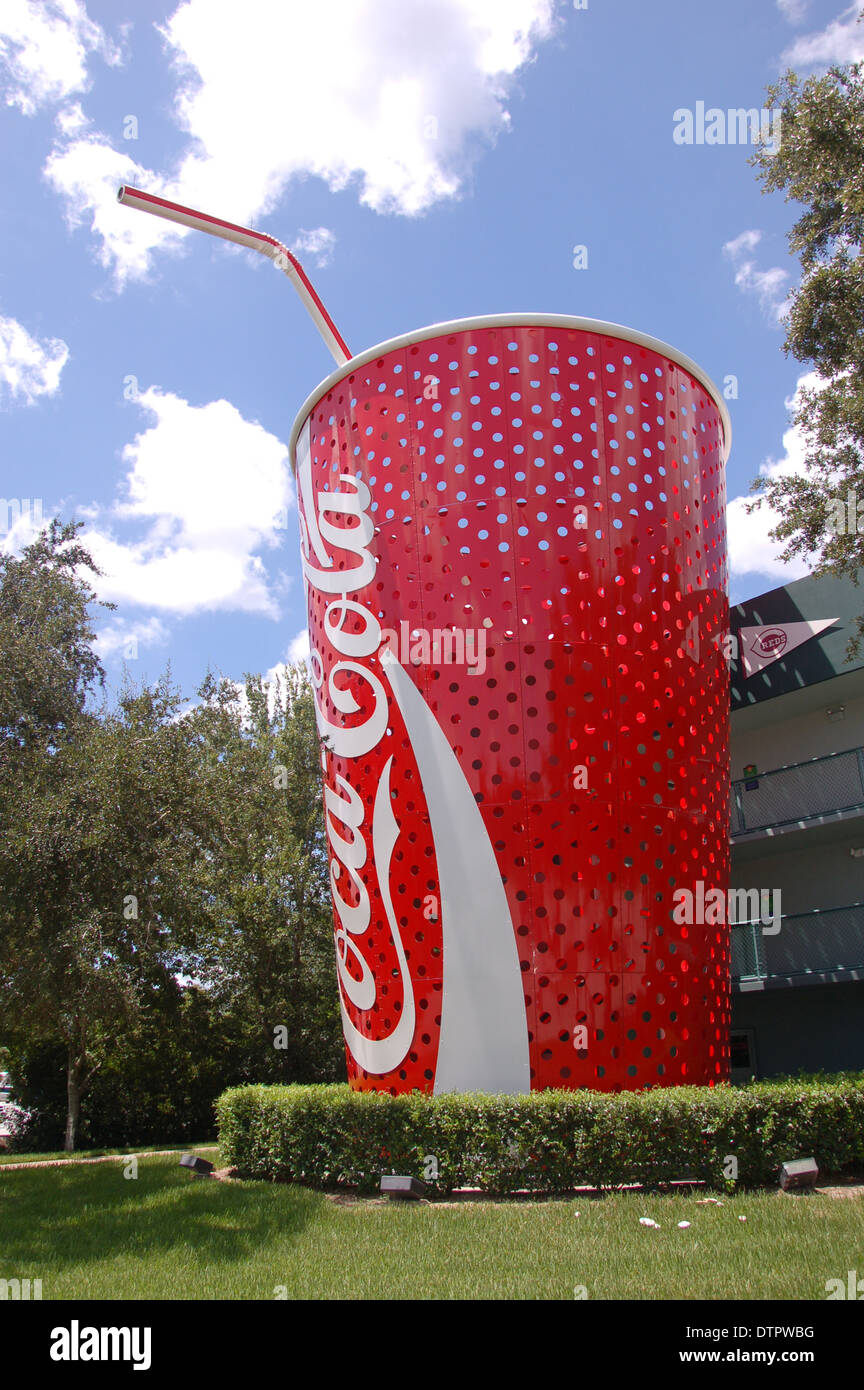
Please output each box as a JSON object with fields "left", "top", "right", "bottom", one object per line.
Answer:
{"left": 120, "top": 192, "right": 732, "bottom": 1096}
{"left": 290, "top": 317, "right": 731, "bottom": 1096}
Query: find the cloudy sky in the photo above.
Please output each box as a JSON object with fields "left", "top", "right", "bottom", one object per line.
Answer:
{"left": 2, "top": 0, "right": 862, "bottom": 698}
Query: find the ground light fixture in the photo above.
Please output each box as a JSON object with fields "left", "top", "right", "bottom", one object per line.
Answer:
{"left": 380, "top": 1175, "right": 428, "bottom": 1201}
{"left": 779, "top": 1158, "right": 819, "bottom": 1191}
{"left": 179, "top": 1153, "right": 214, "bottom": 1179}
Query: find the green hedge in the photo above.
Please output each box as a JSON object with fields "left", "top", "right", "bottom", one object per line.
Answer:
{"left": 216, "top": 1075, "right": 864, "bottom": 1195}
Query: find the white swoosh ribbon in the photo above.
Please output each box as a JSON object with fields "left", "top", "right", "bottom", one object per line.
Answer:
{"left": 382, "top": 652, "right": 531, "bottom": 1094}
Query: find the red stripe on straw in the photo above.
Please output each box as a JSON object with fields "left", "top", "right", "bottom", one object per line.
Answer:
{"left": 117, "top": 185, "right": 351, "bottom": 364}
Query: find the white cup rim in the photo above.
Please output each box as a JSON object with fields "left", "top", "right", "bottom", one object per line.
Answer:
{"left": 287, "top": 312, "right": 732, "bottom": 470}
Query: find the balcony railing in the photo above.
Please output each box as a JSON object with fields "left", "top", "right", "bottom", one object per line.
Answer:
{"left": 732, "top": 902, "right": 864, "bottom": 985}
{"left": 731, "top": 745, "right": 864, "bottom": 837}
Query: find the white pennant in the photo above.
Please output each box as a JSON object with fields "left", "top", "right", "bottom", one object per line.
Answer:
{"left": 740, "top": 619, "right": 838, "bottom": 676}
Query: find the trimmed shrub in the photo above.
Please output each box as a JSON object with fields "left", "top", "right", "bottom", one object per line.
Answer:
{"left": 216, "top": 1074, "right": 864, "bottom": 1195}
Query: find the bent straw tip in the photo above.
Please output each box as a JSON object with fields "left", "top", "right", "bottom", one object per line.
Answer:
{"left": 115, "top": 184, "right": 350, "bottom": 364}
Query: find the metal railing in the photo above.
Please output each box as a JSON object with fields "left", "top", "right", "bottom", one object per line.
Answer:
{"left": 731, "top": 745, "right": 864, "bottom": 836}
{"left": 732, "top": 902, "right": 864, "bottom": 984}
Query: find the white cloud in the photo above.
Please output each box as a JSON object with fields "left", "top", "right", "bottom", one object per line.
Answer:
{"left": 162, "top": 0, "right": 557, "bottom": 214}
{"left": 44, "top": 0, "right": 558, "bottom": 284}
{"left": 727, "top": 371, "right": 821, "bottom": 583}
{"left": 55, "top": 98, "right": 89, "bottom": 136}
{"left": 44, "top": 139, "right": 187, "bottom": 287}
{"left": 84, "top": 533, "right": 276, "bottom": 615}
{"left": 291, "top": 228, "right": 337, "bottom": 269}
{"left": 84, "top": 388, "right": 294, "bottom": 616}
{"left": 0, "top": 312, "right": 69, "bottom": 406}
{"left": 286, "top": 628, "right": 311, "bottom": 666}
{"left": 0, "top": 0, "right": 120, "bottom": 115}
{"left": 776, "top": 0, "right": 809, "bottom": 23}
{"left": 45, "top": 133, "right": 340, "bottom": 287}
{"left": 723, "top": 229, "right": 762, "bottom": 258}
{"left": 782, "top": 2, "right": 864, "bottom": 65}
{"left": 732, "top": 264, "right": 790, "bottom": 320}
{"left": 94, "top": 615, "right": 171, "bottom": 661}
{"left": 723, "top": 230, "right": 791, "bottom": 321}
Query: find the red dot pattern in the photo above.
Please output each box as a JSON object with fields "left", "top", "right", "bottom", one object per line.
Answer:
{"left": 300, "top": 322, "right": 730, "bottom": 1093}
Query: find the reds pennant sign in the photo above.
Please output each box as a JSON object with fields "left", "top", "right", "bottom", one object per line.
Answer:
{"left": 740, "top": 620, "right": 838, "bottom": 677}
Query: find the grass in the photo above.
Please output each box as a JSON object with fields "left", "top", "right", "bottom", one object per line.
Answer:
{"left": 1, "top": 1154, "right": 862, "bottom": 1299}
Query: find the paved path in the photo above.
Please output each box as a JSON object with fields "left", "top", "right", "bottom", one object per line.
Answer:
{"left": 0, "top": 1146, "right": 218, "bottom": 1172}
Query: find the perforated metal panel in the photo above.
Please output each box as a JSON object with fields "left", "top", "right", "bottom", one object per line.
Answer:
{"left": 294, "top": 319, "right": 731, "bottom": 1094}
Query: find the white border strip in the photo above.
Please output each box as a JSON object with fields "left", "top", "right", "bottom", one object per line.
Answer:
{"left": 287, "top": 312, "right": 732, "bottom": 468}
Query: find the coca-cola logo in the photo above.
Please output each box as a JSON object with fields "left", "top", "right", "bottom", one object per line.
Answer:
{"left": 296, "top": 427, "right": 415, "bottom": 1076}
{"left": 753, "top": 628, "right": 787, "bottom": 657}
{"left": 295, "top": 417, "right": 530, "bottom": 1096}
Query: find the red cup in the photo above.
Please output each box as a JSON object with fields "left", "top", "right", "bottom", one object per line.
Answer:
{"left": 289, "top": 315, "right": 731, "bottom": 1093}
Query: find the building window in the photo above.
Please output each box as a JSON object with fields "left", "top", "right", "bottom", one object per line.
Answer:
{"left": 730, "top": 1029, "right": 756, "bottom": 1080}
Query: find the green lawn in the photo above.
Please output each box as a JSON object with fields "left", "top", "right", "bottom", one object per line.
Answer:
{"left": 1, "top": 1153, "right": 862, "bottom": 1300}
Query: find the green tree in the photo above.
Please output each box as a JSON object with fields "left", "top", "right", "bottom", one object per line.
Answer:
{"left": 188, "top": 667, "right": 342, "bottom": 1085}
{"left": 0, "top": 523, "right": 208, "bottom": 1148}
{"left": 0, "top": 519, "right": 111, "bottom": 757}
{"left": 1, "top": 672, "right": 211, "bottom": 1149}
{"left": 1, "top": 523, "right": 342, "bottom": 1151}
{"left": 0, "top": 520, "right": 110, "bottom": 1148}
{"left": 749, "top": 30, "right": 864, "bottom": 647}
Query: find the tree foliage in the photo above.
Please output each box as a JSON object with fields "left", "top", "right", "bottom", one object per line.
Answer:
{"left": 0, "top": 523, "right": 341, "bottom": 1150}
{"left": 749, "top": 34, "right": 864, "bottom": 647}
{"left": 0, "top": 519, "right": 112, "bottom": 756}
{"left": 184, "top": 668, "right": 342, "bottom": 1086}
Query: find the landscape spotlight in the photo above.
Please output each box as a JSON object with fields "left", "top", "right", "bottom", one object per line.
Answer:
{"left": 380, "top": 1175, "right": 428, "bottom": 1201}
{"left": 179, "top": 1153, "right": 214, "bottom": 1178}
{"left": 779, "top": 1158, "right": 819, "bottom": 1191}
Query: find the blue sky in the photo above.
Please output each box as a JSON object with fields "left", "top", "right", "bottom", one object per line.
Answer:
{"left": 2, "top": 0, "right": 862, "bottom": 703}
